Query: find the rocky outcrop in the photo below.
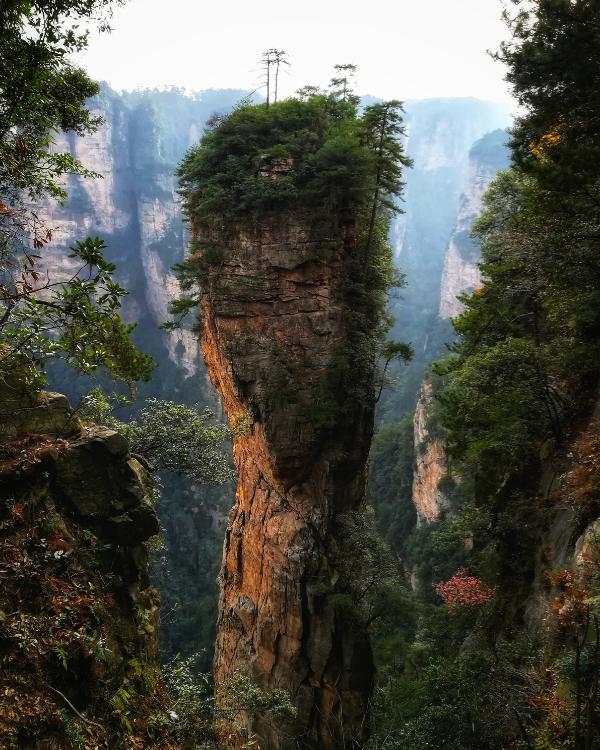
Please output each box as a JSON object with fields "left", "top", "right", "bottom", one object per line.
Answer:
{"left": 199, "top": 214, "right": 374, "bottom": 749}
{"left": 0, "top": 391, "right": 174, "bottom": 749}
{"left": 439, "top": 129, "right": 510, "bottom": 319}
{"left": 412, "top": 381, "right": 448, "bottom": 522}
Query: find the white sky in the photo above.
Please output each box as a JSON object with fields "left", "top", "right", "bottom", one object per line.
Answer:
{"left": 78, "top": 0, "right": 514, "bottom": 104}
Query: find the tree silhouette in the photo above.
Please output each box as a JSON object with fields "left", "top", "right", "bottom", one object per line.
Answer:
{"left": 330, "top": 63, "right": 357, "bottom": 103}
{"left": 259, "top": 48, "right": 290, "bottom": 107}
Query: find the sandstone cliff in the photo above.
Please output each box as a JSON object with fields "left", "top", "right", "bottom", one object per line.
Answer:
{"left": 439, "top": 129, "right": 510, "bottom": 319}
{"left": 199, "top": 214, "right": 374, "bottom": 749}
{"left": 410, "top": 132, "right": 510, "bottom": 524}
{"left": 0, "top": 391, "right": 175, "bottom": 749}
{"left": 39, "top": 86, "right": 251, "bottom": 392}
{"left": 412, "top": 380, "right": 448, "bottom": 522}
{"left": 382, "top": 102, "right": 511, "bottom": 420}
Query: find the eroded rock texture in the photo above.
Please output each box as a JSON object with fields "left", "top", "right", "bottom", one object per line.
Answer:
{"left": 199, "top": 214, "right": 374, "bottom": 749}
{"left": 412, "top": 381, "right": 448, "bottom": 522}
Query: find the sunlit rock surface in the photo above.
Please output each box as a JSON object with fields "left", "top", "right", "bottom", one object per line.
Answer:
{"left": 198, "top": 214, "right": 374, "bottom": 750}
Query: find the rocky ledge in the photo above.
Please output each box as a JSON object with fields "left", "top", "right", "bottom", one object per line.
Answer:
{"left": 0, "top": 391, "right": 175, "bottom": 750}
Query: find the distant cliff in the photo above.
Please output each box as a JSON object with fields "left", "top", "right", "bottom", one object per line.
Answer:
{"left": 411, "top": 131, "right": 509, "bottom": 525}
{"left": 40, "top": 85, "right": 251, "bottom": 398}
{"left": 412, "top": 380, "right": 448, "bottom": 521}
{"left": 382, "top": 100, "right": 511, "bottom": 419}
{"left": 439, "top": 129, "right": 510, "bottom": 318}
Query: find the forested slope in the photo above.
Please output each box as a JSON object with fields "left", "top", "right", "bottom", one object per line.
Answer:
{"left": 367, "top": 3, "right": 600, "bottom": 748}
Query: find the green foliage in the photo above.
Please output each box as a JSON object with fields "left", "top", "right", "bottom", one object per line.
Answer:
{"left": 79, "top": 388, "right": 233, "bottom": 484}
{"left": 370, "top": 624, "right": 543, "bottom": 750}
{"left": 437, "top": 0, "right": 600, "bottom": 480}
{"left": 63, "top": 715, "right": 87, "bottom": 748}
{"left": 438, "top": 336, "right": 552, "bottom": 472}
{"left": 376, "top": 340, "right": 413, "bottom": 401}
{"left": 162, "top": 653, "right": 213, "bottom": 739}
{"left": 360, "top": 99, "right": 411, "bottom": 222}
{"left": 332, "top": 507, "right": 410, "bottom": 631}
{"left": 435, "top": 138, "right": 600, "bottom": 479}
{"left": 163, "top": 657, "right": 296, "bottom": 747}
{"left": 216, "top": 670, "right": 296, "bottom": 723}
{"left": 177, "top": 95, "right": 369, "bottom": 227}
{"left": 0, "top": 1, "right": 118, "bottom": 211}
{"left": 0, "top": 0, "right": 119, "bottom": 255}
{"left": 498, "top": 0, "right": 600, "bottom": 185}
{"left": 368, "top": 415, "right": 417, "bottom": 555}
{"left": 1, "top": 237, "right": 154, "bottom": 388}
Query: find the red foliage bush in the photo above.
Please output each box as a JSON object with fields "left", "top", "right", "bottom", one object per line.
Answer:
{"left": 434, "top": 568, "right": 496, "bottom": 610}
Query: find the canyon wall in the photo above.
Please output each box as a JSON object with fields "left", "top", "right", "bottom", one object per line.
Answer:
{"left": 439, "top": 129, "right": 510, "bottom": 318}
{"left": 409, "top": 131, "right": 510, "bottom": 526}
{"left": 199, "top": 215, "right": 374, "bottom": 749}
{"left": 41, "top": 85, "right": 251, "bottom": 399}
{"left": 381, "top": 100, "right": 511, "bottom": 419}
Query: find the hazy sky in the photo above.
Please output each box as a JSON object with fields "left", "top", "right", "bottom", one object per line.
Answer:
{"left": 79, "top": 0, "right": 515, "bottom": 104}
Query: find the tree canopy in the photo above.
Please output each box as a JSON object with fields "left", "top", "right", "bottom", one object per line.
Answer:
{"left": 175, "top": 83, "right": 412, "bottom": 410}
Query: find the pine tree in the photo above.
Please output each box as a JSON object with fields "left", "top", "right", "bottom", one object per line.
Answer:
{"left": 360, "top": 100, "right": 411, "bottom": 258}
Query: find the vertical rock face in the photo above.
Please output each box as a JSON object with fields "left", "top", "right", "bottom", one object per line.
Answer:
{"left": 411, "top": 132, "right": 510, "bottom": 524}
{"left": 412, "top": 381, "right": 447, "bottom": 522}
{"left": 199, "top": 214, "right": 374, "bottom": 749}
{"left": 439, "top": 129, "right": 510, "bottom": 319}
{"left": 39, "top": 93, "right": 199, "bottom": 378}
{"left": 382, "top": 102, "right": 511, "bottom": 419}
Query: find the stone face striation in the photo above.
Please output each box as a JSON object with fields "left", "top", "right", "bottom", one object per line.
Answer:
{"left": 199, "top": 213, "right": 374, "bottom": 749}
